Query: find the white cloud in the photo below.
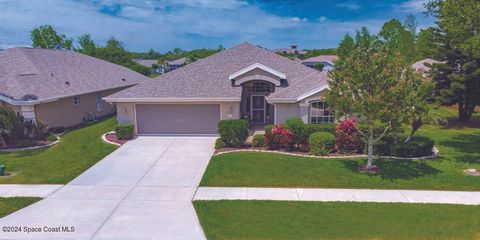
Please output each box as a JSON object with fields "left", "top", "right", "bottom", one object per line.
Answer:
{"left": 399, "top": 0, "right": 429, "bottom": 13}
{"left": 335, "top": 3, "right": 361, "bottom": 10}
{"left": 0, "top": 0, "right": 430, "bottom": 51}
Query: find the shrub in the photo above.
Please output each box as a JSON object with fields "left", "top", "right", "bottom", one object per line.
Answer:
{"left": 252, "top": 134, "right": 265, "bottom": 147}
{"left": 374, "top": 140, "right": 391, "bottom": 156}
{"left": 305, "top": 123, "right": 336, "bottom": 136}
{"left": 391, "top": 136, "right": 435, "bottom": 157}
{"left": 268, "top": 125, "right": 293, "bottom": 150}
{"left": 214, "top": 138, "right": 227, "bottom": 149}
{"left": 32, "top": 121, "right": 49, "bottom": 140}
{"left": 217, "top": 119, "right": 249, "bottom": 147}
{"left": 336, "top": 118, "right": 364, "bottom": 153}
{"left": 284, "top": 118, "right": 307, "bottom": 148}
{"left": 17, "top": 139, "right": 35, "bottom": 148}
{"left": 49, "top": 126, "right": 65, "bottom": 134}
{"left": 46, "top": 134, "right": 58, "bottom": 142}
{"left": 116, "top": 124, "right": 134, "bottom": 140}
{"left": 264, "top": 124, "right": 275, "bottom": 146}
{"left": 309, "top": 132, "right": 336, "bottom": 155}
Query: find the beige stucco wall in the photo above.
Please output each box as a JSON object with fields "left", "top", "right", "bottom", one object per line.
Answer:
{"left": 274, "top": 103, "right": 299, "bottom": 124}
{"left": 273, "top": 90, "right": 327, "bottom": 124}
{"left": 0, "top": 100, "right": 21, "bottom": 113}
{"left": 35, "top": 89, "right": 120, "bottom": 127}
{"left": 116, "top": 102, "right": 135, "bottom": 124}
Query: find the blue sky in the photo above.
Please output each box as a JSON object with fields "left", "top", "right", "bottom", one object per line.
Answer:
{"left": 0, "top": 0, "right": 433, "bottom": 52}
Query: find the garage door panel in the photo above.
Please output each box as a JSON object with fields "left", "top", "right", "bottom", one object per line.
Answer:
{"left": 136, "top": 104, "right": 220, "bottom": 134}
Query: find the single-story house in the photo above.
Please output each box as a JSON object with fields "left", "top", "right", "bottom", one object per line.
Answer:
{"left": 0, "top": 47, "right": 148, "bottom": 127}
{"left": 412, "top": 58, "right": 441, "bottom": 77}
{"left": 105, "top": 43, "right": 333, "bottom": 135}
{"left": 133, "top": 59, "right": 165, "bottom": 74}
{"left": 301, "top": 55, "right": 338, "bottom": 72}
{"left": 273, "top": 44, "right": 307, "bottom": 55}
{"left": 166, "top": 57, "right": 187, "bottom": 71}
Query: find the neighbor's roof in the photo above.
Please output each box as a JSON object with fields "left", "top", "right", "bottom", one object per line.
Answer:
{"left": 106, "top": 43, "right": 328, "bottom": 101}
{"left": 0, "top": 48, "right": 148, "bottom": 104}
{"left": 168, "top": 57, "right": 187, "bottom": 65}
{"left": 302, "top": 55, "right": 338, "bottom": 64}
{"left": 133, "top": 59, "right": 158, "bottom": 68}
{"left": 412, "top": 58, "right": 441, "bottom": 72}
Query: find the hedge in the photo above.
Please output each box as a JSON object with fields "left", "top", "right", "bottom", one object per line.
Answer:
{"left": 115, "top": 124, "right": 134, "bottom": 140}
{"left": 309, "top": 132, "right": 336, "bottom": 156}
{"left": 252, "top": 134, "right": 265, "bottom": 147}
{"left": 218, "top": 119, "right": 249, "bottom": 147}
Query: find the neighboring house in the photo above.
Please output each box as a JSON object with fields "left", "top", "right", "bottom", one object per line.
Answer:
{"left": 273, "top": 44, "right": 307, "bottom": 55}
{"left": 412, "top": 58, "right": 441, "bottom": 77}
{"left": 166, "top": 57, "right": 187, "bottom": 71}
{"left": 133, "top": 59, "right": 165, "bottom": 74}
{"left": 105, "top": 43, "right": 332, "bottom": 135}
{"left": 301, "top": 55, "right": 338, "bottom": 72}
{"left": 0, "top": 48, "right": 148, "bottom": 128}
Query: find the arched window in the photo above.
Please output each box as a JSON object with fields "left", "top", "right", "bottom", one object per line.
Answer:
{"left": 309, "top": 101, "right": 334, "bottom": 124}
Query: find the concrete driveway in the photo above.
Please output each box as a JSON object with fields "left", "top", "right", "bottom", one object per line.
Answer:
{"left": 0, "top": 136, "right": 216, "bottom": 240}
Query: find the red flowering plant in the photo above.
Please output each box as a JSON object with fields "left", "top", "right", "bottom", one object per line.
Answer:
{"left": 336, "top": 118, "right": 364, "bottom": 153}
{"left": 268, "top": 125, "right": 293, "bottom": 150}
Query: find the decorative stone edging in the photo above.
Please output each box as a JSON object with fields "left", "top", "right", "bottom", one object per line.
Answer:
{"left": 214, "top": 146, "right": 440, "bottom": 161}
{"left": 0, "top": 135, "right": 61, "bottom": 153}
{"left": 101, "top": 131, "right": 122, "bottom": 146}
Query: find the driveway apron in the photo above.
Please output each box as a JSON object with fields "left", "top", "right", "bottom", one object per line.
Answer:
{"left": 0, "top": 136, "right": 216, "bottom": 240}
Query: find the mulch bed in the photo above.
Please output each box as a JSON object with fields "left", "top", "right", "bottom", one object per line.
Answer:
{"left": 214, "top": 146, "right": 362, "bottom": 157}
{"left": 445, "top": 119, "right": 480, "bottom": 128}
{"left": 0, "top": 139, "right": 55, "bottom": 150}
{"left": 105, "top": 133, "right": 128, "bottom": 145}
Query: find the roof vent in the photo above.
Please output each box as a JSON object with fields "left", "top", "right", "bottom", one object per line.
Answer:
{"left": 51, "top": 72, "right": 54, "bottom": 77}
{"left": 65, "top": 81, "right": 70, "bottom": 85}
{"left": 121, "top": 78, "right": 126, "bottom": 81}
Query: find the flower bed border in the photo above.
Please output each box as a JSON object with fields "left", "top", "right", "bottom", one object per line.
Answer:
{"left": 0, "top": 135, "right": 61, "bottom": 153}
{"left": 214, "top": 146, "right": 439, "bottom": 161}
{"left": 101, "top": 131, "right": 124, "bottom": 146}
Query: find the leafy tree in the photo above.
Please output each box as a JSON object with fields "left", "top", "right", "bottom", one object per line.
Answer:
{"left": 31, "top": 25, "right": 73, "bottom": 50}
{"left": 336, "top": 34, "right": 355, "bottom": 59}
{"left": 325, "top": 35, "right": 432, "bottom": 170}
{"left": 404, "top": 14, "right": 418, "bottom": 37}
{"left": 426, "top": 0, "right": 480, "bottom": 121}
{"left": 415, "top": 27, "right": 440, "bottom": 59}
{"left": 77, "top": 34, "right": 96, "bottom": 56}
{"left": 379, "top": 19, "right": 416, "bottom": 62}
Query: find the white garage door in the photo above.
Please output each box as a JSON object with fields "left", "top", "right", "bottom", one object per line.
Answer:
{"left": 135, "top": 104, "right": 220, "bottom": 134}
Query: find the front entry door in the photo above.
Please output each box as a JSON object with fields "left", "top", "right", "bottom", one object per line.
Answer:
{"left": 251, "top": 95, "right": 265, "bottom": 123}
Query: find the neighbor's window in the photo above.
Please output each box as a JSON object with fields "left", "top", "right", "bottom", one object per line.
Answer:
{"left": 96, "top": 93, "right": 103, "bottom": 111}
{"left": 309, "top": 101, "right": 334, "bottom": 124}
{"left": 252, "top": 82, "right": 272, "bottom": 93}
{"left": 73, "top": 96, "right": 80, "bottom": 106}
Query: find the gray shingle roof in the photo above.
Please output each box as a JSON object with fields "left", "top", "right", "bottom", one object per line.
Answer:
{"left": 0, "top": 48, "right": 148, "bottom": 102}
{"left": 106, "top": 43, "right": 328, "bottom": 101}
{"left": 412, "top": 58, "right": 441, "bottom": 73}
{"left": 168, "top": 57, "right": 187, "bottom": 65}
{"left": 133, "top": 59, "right": 158, "bottom": 68}
{"left": 302, "top": 55, "right": 338, "bottom": 64}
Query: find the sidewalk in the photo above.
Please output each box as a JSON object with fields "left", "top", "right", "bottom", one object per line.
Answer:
{"left": 194, "top": 187, "right": 480, "bottom": 205}
{"left": 0, "top": 184, "right": 63, "bottom": 198}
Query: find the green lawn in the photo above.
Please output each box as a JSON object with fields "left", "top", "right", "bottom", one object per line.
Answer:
{"left": 201, "top": 108, "right": 480, "bottom": 190}
{"left": 0, "top": 197, "right": 41, "bottom": 218}
{"left": 194, "top": 201, "right": 480, "bottom": 240}
{"left": 0, "top": 117, "right": 118, "bottom": 184}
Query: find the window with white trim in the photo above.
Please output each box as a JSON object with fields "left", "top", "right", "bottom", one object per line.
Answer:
{"left": 309, "top": 101, "right": 334, "bottom": 124}
{"left": 251, "top": 82, "right": 272, "bottom": 93}
{"left": 96, "top": 93, "right": 103, "bottom": 111}
{"left": 73, "top": 96, "right": 80, "bottom": 106}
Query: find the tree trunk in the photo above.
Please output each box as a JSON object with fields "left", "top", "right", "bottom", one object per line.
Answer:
{"left": 366, "top": 125, "right": 374, "bottom": 169}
